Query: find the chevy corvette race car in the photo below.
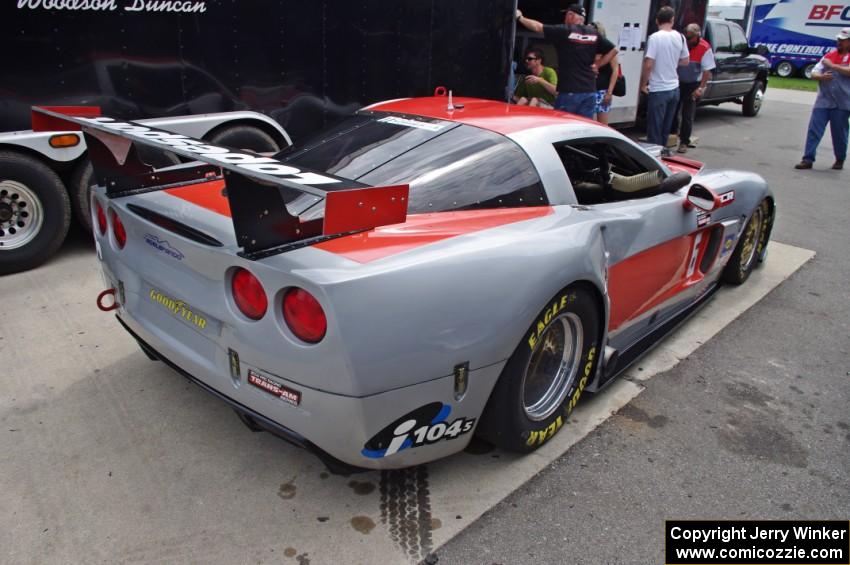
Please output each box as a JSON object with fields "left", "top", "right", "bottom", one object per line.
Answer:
{"left": 34, "top": 96, "right": 773, "bottom": 472}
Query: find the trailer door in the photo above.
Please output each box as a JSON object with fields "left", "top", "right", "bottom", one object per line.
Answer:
{"left": 590, "top": 0, "right": 652, "bottom": 125}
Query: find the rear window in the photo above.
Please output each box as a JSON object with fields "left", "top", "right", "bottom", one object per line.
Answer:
{"left": 276, "top": 112, "right": 547, "bottom": 213}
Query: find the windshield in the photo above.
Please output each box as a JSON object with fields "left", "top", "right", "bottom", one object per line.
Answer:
{"left": 275, "top": 111, "right": 547, "bottom": 214}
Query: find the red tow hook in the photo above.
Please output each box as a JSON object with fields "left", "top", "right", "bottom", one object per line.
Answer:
{"left": 96, "top": 288, "right": 119, "bottom": 312}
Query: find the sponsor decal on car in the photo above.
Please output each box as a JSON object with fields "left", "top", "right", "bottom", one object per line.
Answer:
{"left": 144, "top": 233, "right": 184, "bottom": 260}
{"left": 697, "top": 212, "right": 711, "bottom": 227}
{"left": 247, "top": 370, "right": 301, "bottom": 407}
{"left": 79, "top": 116, "right": 342, "bottom": 186}
{"left": 377, "top": 116, "right": 446, "bottom": 132}
{"left": 719, "top": 191, "right": 735, "bottom": 206}
{"left": 721, "top": 233, "right": 737, "bottom": 256}
{"left": 362, "top": 402, "right": 475, "bottom": 459}
{"left": 148, "top": 288, "right": 207, "bottom": 329}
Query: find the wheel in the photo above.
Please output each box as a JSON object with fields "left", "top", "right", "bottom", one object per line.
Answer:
{"left": 207, "top": 125, "right": 280, "bottom": 152}
{"left": 71, "top": 148, "right": 180, "bottom": 234}
{"left": 742, "top": 79, "right": 765, "bottom": 117}
{"left": 721, "top": 199, "right": 772, "bottom": 285}
{"left": 476, "top": 285, "right": 601, "bottom": 452}
{"left": 802, "top": 64, "right": 815, "bottom": 80}
{"left": 775, "top": 61, "right": 794, "bottom": 78}
{"left": 0, "top": 152, "right": 71, "bottom": 275}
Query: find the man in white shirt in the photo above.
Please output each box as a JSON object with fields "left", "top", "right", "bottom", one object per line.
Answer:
{"left": 640, "top": 6, "right": 690, "bottom": 147}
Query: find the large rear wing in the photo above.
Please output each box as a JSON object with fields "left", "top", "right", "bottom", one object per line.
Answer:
{"left": 32, "top": 106, "right": 409, "bottom": 259}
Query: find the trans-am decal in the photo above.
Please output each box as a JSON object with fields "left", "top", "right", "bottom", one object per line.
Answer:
{"left": 144, "top": 233, "right": 184, "bottom": 260}
{"left": 362, "top": 402, "right": 475, "bottom": 459}
{"left": 247, "top": 370, "right": 301, "bottom": 407}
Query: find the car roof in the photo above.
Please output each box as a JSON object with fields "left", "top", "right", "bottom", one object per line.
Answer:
{"left": 366, "top": 96, "right": 603, "bottom": 136}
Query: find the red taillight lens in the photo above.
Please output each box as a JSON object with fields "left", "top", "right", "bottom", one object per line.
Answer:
{"left": 283, "top": 288, "right": 327, "bottom": 343}
{"left": 232, "top": 268, "right": 267, "bottom": 320}
{"left": 110, "top": 209, "right": 126, "bottom": 248}
{"left": 95, "top": 200, "right": 107, "bottom": 235}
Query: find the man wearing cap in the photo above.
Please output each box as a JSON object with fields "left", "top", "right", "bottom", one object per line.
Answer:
{"left": 516, "top": 5, "right": 617, "bottom": 118}
{"left": 795, "top": 27, "right": 850, "bottom": 171}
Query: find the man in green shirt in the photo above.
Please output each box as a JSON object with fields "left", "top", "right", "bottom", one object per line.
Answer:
{"left": 513, "top": 47, "right": 558, "bottom": 108}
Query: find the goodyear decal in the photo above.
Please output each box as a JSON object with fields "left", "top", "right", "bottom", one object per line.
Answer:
{"left": 527, "top": 292, "right": 577, "bottom": 351}
{"left": 526, "top": 345, "right": 597, "bottom": 447}
{"left": 148, "top": 288, "right": 207, "bottom": 329}
{"left": 362, "top": 402, "right": 475, "bottom": 459}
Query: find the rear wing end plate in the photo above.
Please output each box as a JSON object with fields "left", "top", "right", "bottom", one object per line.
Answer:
{"left": 32, "top": 106, "right": 409, "bottom": 259}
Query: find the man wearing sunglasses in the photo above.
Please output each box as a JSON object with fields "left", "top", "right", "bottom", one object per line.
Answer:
{"left": 517, "top": 4, "right": 617, "bottom": 118}
{"left": 513, "top": 48, "right": 558, "bottom": 108}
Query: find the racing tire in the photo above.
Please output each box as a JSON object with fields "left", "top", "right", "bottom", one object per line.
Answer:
{"left": 0, "top": 151, "right": 71, "bottom": 275}
{"left": 802, "top": 64, "right": 815, "bottom": 80}
{"left": 742, "top": 79, "right": 765, "bottom": 117}
{"left": 476, "top": 285, "right": 601, "bottom": 452}
{"left": 721, "top": 198, "right": 772, "bottom": 285}
{"left": 207, "top": 125, "right": 280, "bottom": 152}
{"left": 775, "top": 61, "right": 794, "bottom": 78}
{"left": 71, "top": 149, "right": 181, "bottom": 234}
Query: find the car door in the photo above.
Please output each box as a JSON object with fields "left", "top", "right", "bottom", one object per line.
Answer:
{"left": 725, "top": 22, "right": 758, "bottom": 97}
{"left": 704, "top": 21, "right": 734, "bottom": 100}
{"left": 553, "top": 137, "right": 722, "bottom": 351}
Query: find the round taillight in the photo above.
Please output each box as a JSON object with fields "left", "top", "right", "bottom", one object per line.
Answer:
{"left": 95, "top": 200, "right": 107, "bottom": 235}
{"left": 232, "top": 268, "right": 267, "bottom": 320}
{"left": 283, "top": 288, "right": 326, "bottom": 343}
{"left": 110, "top": 209, "right": 126, "bottom": 248}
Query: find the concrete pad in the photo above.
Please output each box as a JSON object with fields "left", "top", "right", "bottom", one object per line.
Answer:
{"left": 0, "top": 241, "right": 812, "bottom": 564}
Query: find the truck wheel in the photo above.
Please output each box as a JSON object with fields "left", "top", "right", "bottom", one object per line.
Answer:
{"left": 802, "top": 64, "right": 815, "bottom": 80}
{"left": 476, "top": 285, "right": 600, "bottom": 452}
{"left": 71, "top": 149, "right": 180, "bottom": 234}
{"left": 775, "top": 61, "right": 794, "bottom": 78}
{"left": 0, "top": 151, "right": 71, "bottom": 275}
{"left": 208, "top": 125, "right": 280, "bottom": 152}
{"left": 742, "top": 80, "right": 764, "bottom": 117}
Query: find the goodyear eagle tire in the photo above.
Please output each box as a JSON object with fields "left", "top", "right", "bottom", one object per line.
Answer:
{"left": 0, "top": 151, "right": 70, "bottom": 275}
{"left": 477, "top": 285, "right": 600, "bottom": 452}
{"left": 721, "top": 198, "right": 772, "bottom": 285}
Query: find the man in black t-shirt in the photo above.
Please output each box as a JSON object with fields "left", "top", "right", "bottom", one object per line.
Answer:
{"left": 517, "top": 4, "right": 617, "bottom": 118}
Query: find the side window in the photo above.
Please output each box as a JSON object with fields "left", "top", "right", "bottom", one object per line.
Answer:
{"left": 554, "top": 139, "right": 665, "bottom": 204}
{"left": 729, "top": 24, "right": 748, "bottom": 53}
{"left": 712, "top": 24, "right": 732, "bottom": 53}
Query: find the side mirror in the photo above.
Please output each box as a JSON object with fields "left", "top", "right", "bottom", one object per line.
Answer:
{"left": 684, "top": 183, "right": 719, "bottom": 211}
{"left": 659, "top": 171, "right": 692, "bottom": 193}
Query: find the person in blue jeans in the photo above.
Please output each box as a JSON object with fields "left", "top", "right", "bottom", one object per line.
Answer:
{"left": 640, "top": 6, "right": 690, "bottom": 146}
{"left": 795, "top": 28, "right": 850, "bottom": 171}
{"left": 516, "top": 4, "right": 617, "bottom": 119}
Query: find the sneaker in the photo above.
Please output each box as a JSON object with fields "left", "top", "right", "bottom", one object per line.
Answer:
{"left": 677, "top": 143, "right": 688, "bottom": 154}
{"left": 832, "top": 160, "right": 844, "bottom": 170}
{"left": 687, "top": 136, "right": 699, "bottom": 148}
{"left": 794, "top": 160, "right": 813, "bottom": 170}
{"left": 666, "top": 134, "right": 679, "bottom": 148}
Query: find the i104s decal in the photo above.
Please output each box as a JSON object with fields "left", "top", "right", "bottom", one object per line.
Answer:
{"left": 362, "top": 402, "right": 475, "bottom": 459}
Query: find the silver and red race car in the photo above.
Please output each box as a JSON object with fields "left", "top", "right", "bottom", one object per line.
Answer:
{"left": 36, "top": 95, "right": 773, "bottom": 472}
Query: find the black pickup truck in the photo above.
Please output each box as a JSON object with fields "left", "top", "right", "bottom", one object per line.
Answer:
{"left": 700, "top": 18, "right": 771, "bottom": 117}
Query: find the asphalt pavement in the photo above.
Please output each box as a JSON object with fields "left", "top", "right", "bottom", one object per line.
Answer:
{"left": 436, "top": 89, "right": 850, "bottom": 564}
